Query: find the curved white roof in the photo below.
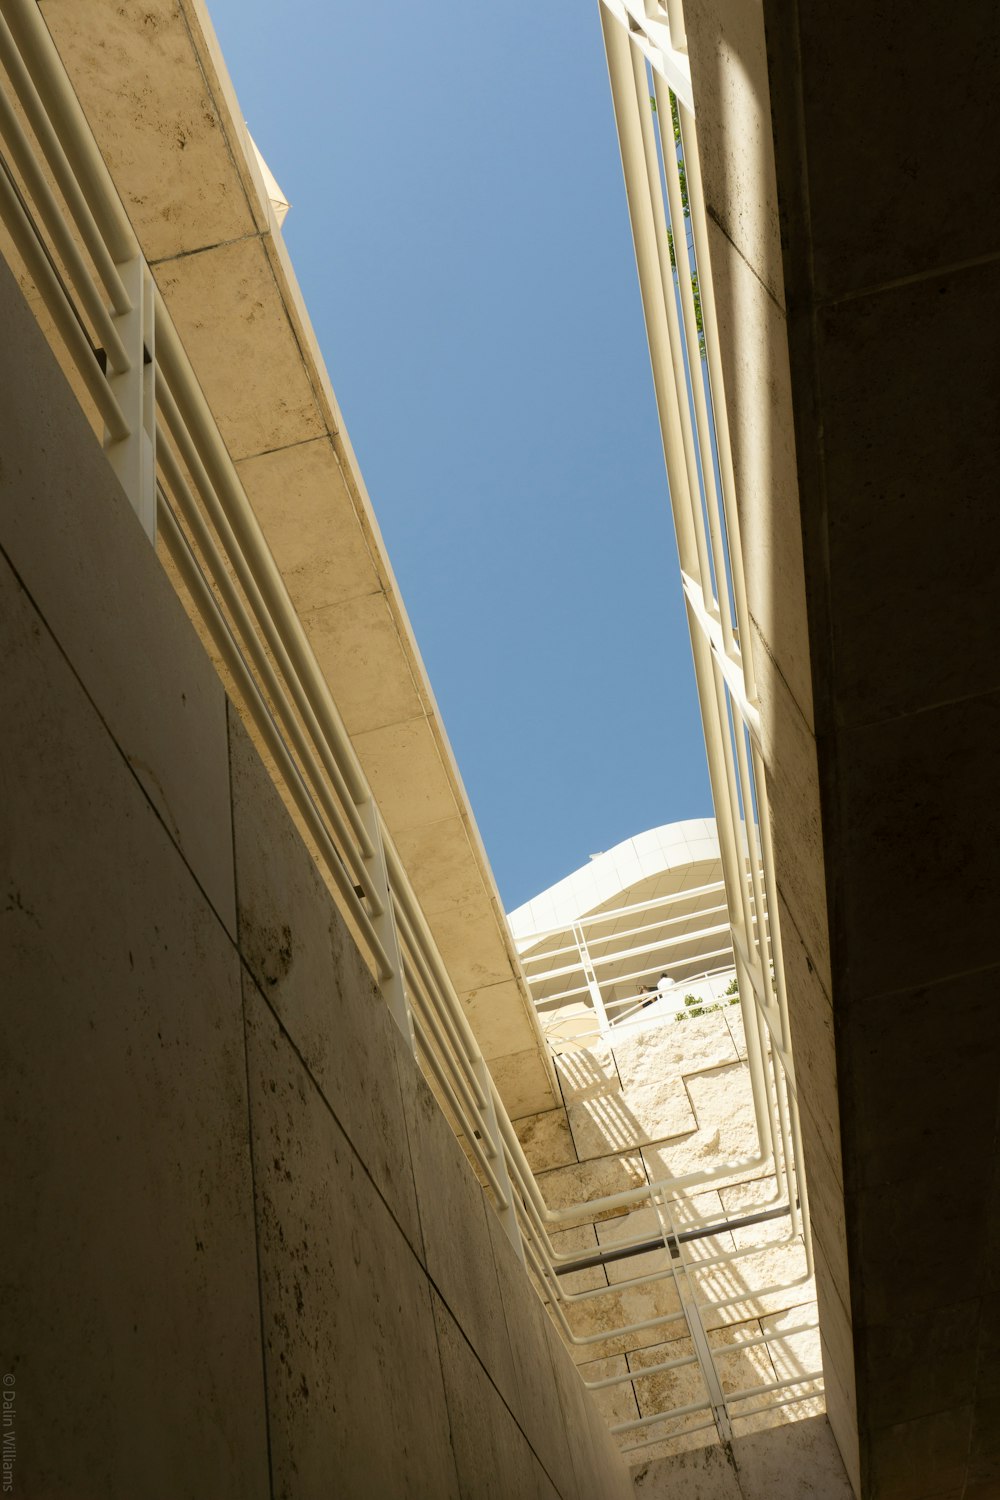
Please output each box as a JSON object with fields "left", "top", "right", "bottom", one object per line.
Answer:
{"left": 508, "top": 817, "right": 721, "bottom": 944}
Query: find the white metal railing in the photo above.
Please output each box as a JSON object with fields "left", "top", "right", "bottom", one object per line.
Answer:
{"left": 0, "top": 0, "right": 820, "bottom": 1461}
{"left": 517, "top": 872, "right": 763, "bottom": 1029}
{"left": 589, "top": 0, "right": 820, "bottom": 1454}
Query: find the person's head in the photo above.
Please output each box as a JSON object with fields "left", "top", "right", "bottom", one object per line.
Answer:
{"left": 659, "top": 972, "right": 669, "bottom": 982}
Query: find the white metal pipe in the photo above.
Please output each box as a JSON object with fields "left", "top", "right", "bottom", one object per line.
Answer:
{"left": 611, "top": 1397, "right": 712, "bottom": 1435}
{"left": 403, "top": 956, "right": 492, "bottom": 1141}
{"left": 0, "top": 9, "right": 130, "bottom": 310}
{"left": 585, "top": 1349, "right": 698, "bottom": 1391}
{"left": 677, "top": 98, "right": 757, "bottom": 701}
{"left": 0, "top": 80, "right": 129, "bottom": 369}
{"left": 2, "top": 0, "right": 138, "bottom": 265}
{"left": 599, "top": 2, "right": 700, "bottom": 578}
{"left": 651, "top": 69, "right": 735, "bottom": 645}
{"left": 724, "top": 1369, "right": 825, "bottom": 1406}
{"left": 0, "top": 153, "right": 127, "bottom": 438}
{"left": 391, "top": 895, "right": 488, "bottom": 1108}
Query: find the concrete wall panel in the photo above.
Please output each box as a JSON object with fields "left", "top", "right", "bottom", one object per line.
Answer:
{"left": 0, "top": 556, "right": 268, "bottom": 1499}
{"left": 244, "top": 984, "right": 460, "bottom": 1500}
{"left": 1, "top": 251, "right": 634, "bottom": 1498}
{"left": 230, "top": 705, "right": 422, "bottom": 1255}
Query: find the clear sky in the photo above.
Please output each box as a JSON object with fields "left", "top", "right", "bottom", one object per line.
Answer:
{"left": 207, "top": 0, "right": 711, "bottom": 911}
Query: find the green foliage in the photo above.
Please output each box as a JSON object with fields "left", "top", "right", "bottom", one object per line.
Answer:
{"left": 675, "top": 992, "right": 723, "bottom": 1022}
{"left": 724, "top": 977, "right": 739, "bottom": 996}
{"left": 669, "top": 90, "right": 681, "bottom": 145}
{"left": 691, "top": 271, "right": 706, "bottom": 360}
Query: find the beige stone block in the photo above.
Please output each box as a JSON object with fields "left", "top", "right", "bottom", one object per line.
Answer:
{"left": 40, "top": 0, "right": 257, "bottom": 261}
{"left": 515, "top": 1108, "right": 577, "bottom": 1173}
{"left": 597, "top": 1204, "right": 675, "bottom": 1287}
{"left": 682, "top": 0, "right": 784, "bottom": 305}
{"left": 798, "top": 1109, "right": 851, "bottom": 1318}
{"left": 154, "top": 237, "right": 325, "bottom": 459}
{"left": 555, "top": 1038, "right": 620, "bottom": 1100}
{"left": 537, "top": 1151, "right": 648, "bottom": 1223}
{"left": 229, "top": 710, "right": 421, "bottom": 1251}
{"left": 393, "top": 814, "right": 489, "bottom": 917}
{"left": 752, "top": 652, "right": 831, "bottom": 999}
{"left": 821, "top": 1334, "right": 861, "bottom": 1499}
{"left": 490, "top": 1047, "right": 558, "bottom": 1119}
{"left": 353, "top": 716, "right": 459, "bottom": 832}
{"left": 301, "top": 591, "right": 423, "bottom": 736}
{"left": 777, "top": 888, "right": 842, "bottom": 1182}
{"left": 579, "top": 1354, "right": 640, "bottom": 1452}
{"left": 712, "top": 1318, "right": 778, "bottom": 1408}
{"left": 869, "top": 1404, "right": 974, "bottom": 1500}
{"left": 758, "top": 1302, "right": 823, "bottom": 1395}
{"left": 543, "top": 1315, "right": 633, "bottom": 1500}
{"left": 626, "top": 1336, "right": 710, "bottom": 1457}
{"left": 687, "top": 1063, "right": 757, "bottom": 1138}
{"left": 812, "top": 1235, "right": 856, "bottom": 1419}
{"left": 641, "top": 1062, "right": 763, "bottom": 1195}
{"left": 595, "top": 1194, "right": 729, "bottom": 1287}
{"left": 434, "top": 888, "right": 515, "bottom": 996}
{"left": 705, "top": 216, "right": 813, "bottom": 729}
{"left": 244, "top": 991, "right": 459, "bottom": 1499}
{"left": 0, "top": 259, "right": 237, "bottom": 935}
{"left": 568, "top": 1079, "right": 695, "bottom": 1162}
{"left": 484, "top": 1212, "right": 578, "bottom": 1500}
{"left": 2, "top": 565, "right": 268, "bottom": 1497}
{"left": 235, "top": 438, "right": 380, "bottom": 612}
{"left": 731, "top": 1413, "right": 855, "bottom": 1499}
{"left": 463, "top": 977, "right": 540, "bottom": 1060}
{"left": 718, "top": 1175, "right": 788, "bottom": 1247}
{"left": 400, "top": 1053, "right": 518, "bottom": 1412}
{"left": 626, "top": 1439, "right": 741, "bottom": 1493}
{"left": 694, "top": 1240, "right": 812, "bottom": 1329}
{"left": 549, "top": 1224, "right": 610, "bottom": 1297}
{"left": 561, "top": 1272, "right": 684, "bottom": 1365}
{"left": 432, "top": 1293, "right": 557, "bottom": 1500}
{"left": 725, "top": 1006, "right": 748, "bottom": 1060}
{"left": 615, "top": 1012, "right": 740, "bottom": 1086}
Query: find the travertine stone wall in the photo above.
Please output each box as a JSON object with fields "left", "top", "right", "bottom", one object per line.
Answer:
{"left": 632, "top": 1413, "right": 854, "bottom": 1499}
{"left": 0, "top": 256, "right": 631, "bottom": 1499}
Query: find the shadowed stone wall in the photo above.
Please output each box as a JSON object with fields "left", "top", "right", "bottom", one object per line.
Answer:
{"left": 0, "top": 255, "right": 632, "bottom": 1500}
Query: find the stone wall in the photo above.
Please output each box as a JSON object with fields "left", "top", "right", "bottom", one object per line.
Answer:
{"left": 0, "top": 257, "right": 631, "bottom": 1498}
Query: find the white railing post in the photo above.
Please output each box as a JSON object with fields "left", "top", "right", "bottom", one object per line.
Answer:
{"left": 106, "top": 255, "right": 156, "bottom": 541}
{"left": 573, "top": 921, "right": 611, "bottom": 1037}
{"left": 358, "top": 797, "right": 415, "bottom": 1051}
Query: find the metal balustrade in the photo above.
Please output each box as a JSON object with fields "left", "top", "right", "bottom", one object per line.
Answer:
{"left": 0, "top": 0, "right": 821, "bottom": 1462}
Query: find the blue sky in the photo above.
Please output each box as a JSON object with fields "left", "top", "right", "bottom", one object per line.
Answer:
{"left": 207, "top": 0, "right": 710, "bottom": 910}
